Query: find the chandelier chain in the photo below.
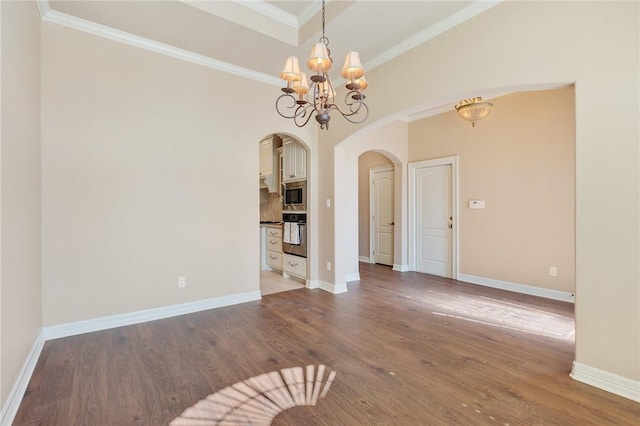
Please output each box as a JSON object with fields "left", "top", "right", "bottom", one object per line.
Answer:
{"left": 320, "top": 0, "right": 328, "bottom": 47}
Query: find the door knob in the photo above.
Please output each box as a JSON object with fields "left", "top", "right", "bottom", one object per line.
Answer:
{"left": 388, "top": 222, "right": 394, "bottom": 226}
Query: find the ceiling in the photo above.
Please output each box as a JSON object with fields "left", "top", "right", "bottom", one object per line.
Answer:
{"left": 43, "top": 0, "right": 501, "bottom": 89}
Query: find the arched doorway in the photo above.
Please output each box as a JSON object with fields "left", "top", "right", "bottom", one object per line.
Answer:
{"left": 259, "top": 133, "right": 312, "bottom": 295}
{"left": 358, "top": 151, "right": 395, "bottom": 267}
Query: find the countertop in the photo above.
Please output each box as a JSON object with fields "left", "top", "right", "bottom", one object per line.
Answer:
{"left": 260, "top": 221, "right": 283, "bottom": 228}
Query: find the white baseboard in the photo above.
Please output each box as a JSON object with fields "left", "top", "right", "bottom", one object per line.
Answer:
{"left": 345, "top": 272, "right": 360, "bottom": 282}
{"left": 571, "top": 361, "right": 640, "bottom": 402}
{"left": 305, "top": 279, "right": 319, "bottom": 289}
{"left": 43, "top": 290, "right": 262, "bottom": 340}
{"left": 393, "top": 264, "right": 410, "bottom": 272}
{"left": 0, "top": 331, "right": 45, "bottom": 426}
{"left": 319, "top": 280, "right": 348, "bottom": 294}
{"left": 358, "top": 256, "right": 371, "bottom": 263}
{"left": 457, "top": 273, "right": 575, "bottom": 303}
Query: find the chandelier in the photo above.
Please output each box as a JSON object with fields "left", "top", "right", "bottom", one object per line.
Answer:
{"left": 276, "top": 0, "right": 369, "bottom": 130}
{"left": 455, "top": 97, "right": 493, "bottom": 127}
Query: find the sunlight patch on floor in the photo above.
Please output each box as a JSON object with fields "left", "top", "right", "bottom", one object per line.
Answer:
{"left": 422, "top": 290, "right": 574, "bottom": 340}
{"left": 171, "top": 365, "right": 335, "bottom": 425}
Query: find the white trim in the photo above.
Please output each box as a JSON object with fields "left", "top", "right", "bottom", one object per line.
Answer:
{"left": 571, "top": 361, "right": 640, "bottom": 402}
{"left": 0, "top": 331, "right": 46, "bottom": 426}
{"left": 35, "top": 1, "right": 503, "bottom": 89}
{"left": 408, "top": 156, "right": 459, "bottom": 279}
{"left": 319, "top": 281, "right": 348, "bottom": 294}
{"left": 297, "top": 1, "right": 322, "bottom": 27}
{"left": 364, "top": 1, "right": 503, "bottom": 72}
{"left": 345, "top": 272, "right": 360, "bottom": 282}
{"left": 43, "top": 291, "right": 261, "bottom": 340}
{"left": 392, "top": 264, "right": 410, "bottom": 272}
{"left": 40, "top": 10, "right": 281, "bottom": 87}
{"left": 358, "top": 256, "right": 371, "bottom": 263}
{"left": 35, "top": 0, "right": 50, "bottom": 18}
{"left": 458, "top": 273, "right": 576, "bottom": 303}
{"left": 235, "top": 0, "right": 299, "bottom": 28}
{"left": 305, "top": 279, "right": 320, "bottom": 289}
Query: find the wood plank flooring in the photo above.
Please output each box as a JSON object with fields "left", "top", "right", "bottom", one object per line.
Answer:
{"left": 14, "top": 263, "right": 640, "bottom": 425}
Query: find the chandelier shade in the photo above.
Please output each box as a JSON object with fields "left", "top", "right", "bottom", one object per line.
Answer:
{"left": 454, "top": 97, "right": 493, "bottom": 127}
{"left": 280, "top": 56, "right": 302, "bottom": 83}
{"left": 293, "top": 72, "right": 309, "bottom": 96}
{"left": 341, "top": 52, "right": 365, "bottom": 79}
{"left": 354, "top": 76, "right": 368, "bottom": 91}
{"left": 275, "top": 0, "right": 369, "bottom": 130}
{"left": 307, "top": 43, "right": 332, "bottom": 73}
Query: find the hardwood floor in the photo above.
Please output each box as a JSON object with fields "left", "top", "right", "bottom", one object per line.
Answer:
{"left": 15, "top": 263, "right": 640, "bottom": 425}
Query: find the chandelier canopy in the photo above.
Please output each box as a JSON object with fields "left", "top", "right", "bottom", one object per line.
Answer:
{"left": 454, "top": 97, "right": 493, "bottom": 127}
{"left": 276, "top": 0, "right": 369, "bottom": 130}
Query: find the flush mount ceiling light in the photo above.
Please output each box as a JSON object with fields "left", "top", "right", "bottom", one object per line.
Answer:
{"left": 455, "top": 97, "right": 493, "bottom": 127}
{"left": 276, "top": 0, "right": 369, "bottom": 130}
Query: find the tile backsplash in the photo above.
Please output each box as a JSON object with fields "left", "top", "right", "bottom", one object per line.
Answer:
{"left": 260, "top": 189, "right": 282, "bottom": 222}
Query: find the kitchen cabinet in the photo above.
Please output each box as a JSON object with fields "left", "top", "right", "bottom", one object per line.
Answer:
{"left": 282, "top": 137, "right": 307, "bottom": 182}
{"left": 283, "top": 254, "right": 307, "bottom": 280}
{"left": 259, "top": 137, "right": 274, "bottom": 177}
{"left": 265, "top": 225, "right": 283, "bottom": 271}
{"left": 259, "top": 136, "right": 279, "bottom": 193}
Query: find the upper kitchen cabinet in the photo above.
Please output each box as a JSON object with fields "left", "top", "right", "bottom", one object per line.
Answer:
{"left": 259, "top": 135, "right": 280, "bottom": 193}
{"left": 259, "top": 136, "right": 274, "bottom": 177}
{"left": 282, "top": 137, "right": 307, "bottom": 182}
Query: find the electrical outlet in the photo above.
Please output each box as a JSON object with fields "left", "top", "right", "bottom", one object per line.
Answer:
{"left": 549, "top": 267, "right": 557, "bottom": 277}
{"left": 178, "top": 276, "right": 186, "bottom": 288}
{"left": 326, "top": 261, "right": 332, "bottom": 271}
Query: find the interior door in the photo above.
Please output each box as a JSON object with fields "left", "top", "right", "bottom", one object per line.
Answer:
{"left": 372, "top": 167, "right": 394, "bottom": 266}
{"left": 416, "top": 164, "right": 452, "bottom": 277}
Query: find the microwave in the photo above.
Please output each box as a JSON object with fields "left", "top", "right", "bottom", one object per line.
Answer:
{"left": 283, "top": 181, "right": 306, "bottom": 211}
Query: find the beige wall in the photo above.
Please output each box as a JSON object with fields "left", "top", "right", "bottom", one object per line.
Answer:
{"left": 358, "top": 152, "right": 393, "bottom": 259}
{"left": 328, "top": 1, "right": 638, "bottom": 383}
{"left": 0, "top": 1, "right": 42, "bottom": 405}
{"left": 409, "top": 88, "right": 575, "bottom": 292}
{"left": 40, "top": 22, "right": 315, "bottom": 326}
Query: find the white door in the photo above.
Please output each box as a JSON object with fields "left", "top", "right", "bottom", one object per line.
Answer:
{"left": 371, "top": 167, "right": 394, "bottom": 266}
{"left": 416, "top": 164, "right": 452, "bottom": 277}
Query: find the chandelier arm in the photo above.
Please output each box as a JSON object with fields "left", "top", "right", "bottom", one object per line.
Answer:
{"left": 329, "top": 101, "right": 369, "bottom": 125}
{"left": 275, "top": 93, "right": 304, "bottom": 119}
{"left": 343, "top": 91, "right": 365, "bottom": 114}
{"left": 292, "top": 104, "right": 317, "bottom": 128}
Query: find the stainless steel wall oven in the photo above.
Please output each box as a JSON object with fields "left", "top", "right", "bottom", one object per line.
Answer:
{"left": 282, "top": 212, "right": 306, "bottom": 258}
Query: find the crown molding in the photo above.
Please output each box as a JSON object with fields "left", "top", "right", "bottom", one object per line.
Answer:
{"left": 364, "top": 0, "right": 503, "bottom": 72}
{"left": 236, "top": 0, "right": 299, "bottom": 28}
{"left": 37, "top": 0, "right": 502, "bottom": 91}
{"left": 35, "top": 0, "right": 50, "bottom": 17}
{"left": 297, "top": 1, "right": 323, "bottom": 27}
{"left": 41, "top": 9, "right": 282, "bottom": 87}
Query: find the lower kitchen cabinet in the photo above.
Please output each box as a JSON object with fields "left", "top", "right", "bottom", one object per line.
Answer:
{"left": 283, "top": 254, "right": 306, "bottom": 279}
{"left": 265, "top": 225, "right": 283, "bottom": 271}
{"left": 266, "top": 251, "right": 283, "bottom": 270}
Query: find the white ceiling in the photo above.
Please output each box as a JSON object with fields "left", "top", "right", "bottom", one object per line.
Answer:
{"left": 43, "top": 1, "right": 500, "bottom": 88}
